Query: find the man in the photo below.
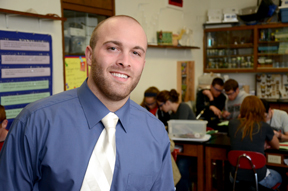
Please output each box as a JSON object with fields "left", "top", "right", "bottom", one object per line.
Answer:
{"left": 222, "top": 79, "right": 249, "bottom": 120}
{"left": 261, "top": 99, "right": 288, "bottom": 142}
{"left": 196, "top": 77, "right": 226, "bottom": 129}
{"left": 0, "top": 15, "right": 174, "bottom": 191}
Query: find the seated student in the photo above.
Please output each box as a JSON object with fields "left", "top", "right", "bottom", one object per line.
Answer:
{"left": 140, "top": 86, "right": 170, "bottom": 126}
{"left": 157, "top": 89, "right": 195, "bottom": 191}
{"left": 156, "top": 89, "right": 195, "bottom": 120}
{"left": 222, "top": 79, "right": 249, "bottom": 120}
{"left": 228, "top": 96, "right": 282, "bottom": 190}
{"left": 261, "top": 99, "right": 288, "bottom": 142}
{"left": 0, "top": 105, "right": 8, "bottom": 151}
{"left": 196, "top": 77, "right": 226, "bottom": 128}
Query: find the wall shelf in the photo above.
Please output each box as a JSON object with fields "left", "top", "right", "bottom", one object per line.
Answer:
{"left": 148, "top": 44, "right": 200, "bottom": 49}
{"left": 0, "top": 8, "right": 66, "bottom": 21}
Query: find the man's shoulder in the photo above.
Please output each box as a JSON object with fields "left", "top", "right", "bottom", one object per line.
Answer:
{"left": 18, "top": 89, "right": 78, "bottom": 119}
{"left": 238, "top": 90, "right": 249, "bottom": 98}
{"left": 273, "top": 109, "right": 288, "bottom": 117}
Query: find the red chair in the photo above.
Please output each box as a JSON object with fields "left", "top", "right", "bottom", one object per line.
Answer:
{"left": 228, "top": 150, "right": 280, "bottom": 191}
{"left": 171, "top": 148, "right": 180, "bottom": 161}
{"left": 0, "top": 141, "right": 4, "bottom": 151}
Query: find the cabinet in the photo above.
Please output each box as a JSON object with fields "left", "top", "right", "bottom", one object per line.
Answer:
{"left": 203, "top": 23, "right": 288, "bottom": 73}
{"left": 177, "top": 61, "right": 195, "bottom": 102}
{"left": 62, "top": 0, "right": 115, "bottom": 90}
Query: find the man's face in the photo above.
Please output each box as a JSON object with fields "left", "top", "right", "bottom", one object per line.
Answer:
{"left": 225, "top": 88, "right": 239, "bottom": 101}
{"left": 211, "top": 84, "right": 223, "bottom": 98}
{"left": 86, "top": 17, "right": 147, "bottom": 101}
{"left": 264, "top": 108, "right": 272, "bottom": 122}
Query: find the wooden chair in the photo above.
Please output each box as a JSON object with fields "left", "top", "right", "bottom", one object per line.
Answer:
{"left": 228, "top": 150, "right": 280, "bottom": 191}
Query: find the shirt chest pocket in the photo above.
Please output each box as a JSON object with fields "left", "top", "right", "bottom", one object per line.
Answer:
{"left": 125, "top": 173, "right": 153, "bottom": 191}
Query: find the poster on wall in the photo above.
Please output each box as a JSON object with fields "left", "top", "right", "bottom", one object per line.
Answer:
{"left": 64, "top": 56, "right": 88, "bottom": 90}
{"left": 0, "top": 30, "right": 53, "bottom": 129}
{"left": 256, "top": 73, "right": 288, "bottom": 100}
{"left": 167, "top": 0, "right": 183, "bottom": 10}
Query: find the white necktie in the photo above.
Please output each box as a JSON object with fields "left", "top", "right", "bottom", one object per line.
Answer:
{"left": 81, "top": 112, "right": 119, "bottom": 191}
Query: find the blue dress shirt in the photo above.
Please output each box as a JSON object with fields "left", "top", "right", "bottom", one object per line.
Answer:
{"left": 0, "top": 80, "right": 174, "bottom": 191}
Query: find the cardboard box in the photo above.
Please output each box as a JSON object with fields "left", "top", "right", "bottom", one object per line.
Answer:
{"left": 156, "top": 31, "right": 173, "bottom": 45}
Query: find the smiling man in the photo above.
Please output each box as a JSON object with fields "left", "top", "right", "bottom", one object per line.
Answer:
{"left": 0, "top": 15, "right": 174, "bottom": 191}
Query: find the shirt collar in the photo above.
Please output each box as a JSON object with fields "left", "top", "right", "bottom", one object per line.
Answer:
{"left": 77, "top": 79, "right": 130, "bottom": 132}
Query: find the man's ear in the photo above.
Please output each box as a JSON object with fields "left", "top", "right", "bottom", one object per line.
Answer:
{"left": 1, "top": 119, "right": 8, "bottom": 129}
{"left": 85, "top": 46, "right": 93, "bottom": 66}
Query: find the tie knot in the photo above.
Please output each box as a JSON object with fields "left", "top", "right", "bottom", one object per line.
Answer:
{"left": 101, "top": 112, "right": 119, "bottom": 129}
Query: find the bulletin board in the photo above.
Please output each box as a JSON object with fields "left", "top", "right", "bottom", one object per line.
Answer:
{"left": 256, "top": 73, "right": 288, "bottom": 99}
{"left": 0, "top": 30, "right": 53, "bottom": 129}
{"left": 64, "top": 56, "right": 88, "bottom": 90}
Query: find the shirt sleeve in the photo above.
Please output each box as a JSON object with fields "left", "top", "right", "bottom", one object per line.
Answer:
{"left": 265, "top": 123, "right": 274, "bottom": 142}
{"left": 280, "top": 110, "right": 288, "bottom": 133}
{"left": 0, "top": 118, "right": 38, "bottom": 190}
{"left": 150, "top": 141, "right": 174, "bottom": 191}
{"left": 196, "top": 90, "right": 210, "bottom": 115}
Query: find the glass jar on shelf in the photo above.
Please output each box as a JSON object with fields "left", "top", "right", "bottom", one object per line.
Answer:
{"left": 246, "top": 56, "right": 252, "bottom": 68}
{"left": 236, "top": 57, "right": 241, "bottom": 68}
{"left": 231, "top": 58, "right": 237, "bottom": 68}
{"left": 241, "top": 57, "right": 246, "bottom": 68}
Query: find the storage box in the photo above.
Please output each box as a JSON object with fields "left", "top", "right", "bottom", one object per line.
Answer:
{"left": 280, "top": 8, "right": 288, "bottom": 23}
{"left": 70, "top": 36, "right": 86, "bottom": 53}
{"left": 168, "top": 120, "right": 208, "bottom": 139}
{"left": 207, "top": 9, "right": 222, "bottom": 23}
{"left": 156, "top": 31, "right": 173, "bottom": 45}
{"left": 280, "top": 0, "right": 288, "bottom": 8}
{"left": 68, "top": 27, "right": 86, "bottom": 37}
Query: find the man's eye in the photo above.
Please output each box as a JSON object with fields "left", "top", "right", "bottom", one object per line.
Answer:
{"left": 133, "top": 51, "right": 140, "bottom": 56}
{"left": 109, "top": 47, "right": 116, "bottom": 51}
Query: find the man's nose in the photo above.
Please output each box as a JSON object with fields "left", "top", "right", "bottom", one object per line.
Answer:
{"left": 117, "top": 52, "right": 130, "bottom": 67}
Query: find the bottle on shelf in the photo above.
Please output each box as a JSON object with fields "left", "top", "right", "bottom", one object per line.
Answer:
{"left": 207, "top": 32, "right": 214, "bottom": 47}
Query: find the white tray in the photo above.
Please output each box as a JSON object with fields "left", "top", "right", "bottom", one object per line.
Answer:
{"left": 171, "top": 134, "right": 211, "bottom": 142}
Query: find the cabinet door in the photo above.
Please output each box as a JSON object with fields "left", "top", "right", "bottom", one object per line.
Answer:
{"left": 177, "top": 61, "right": 194, "bottom": 102}
{"left": 256, "top": 25, "right": 288, "bottom": 72}
{"left": 204, "top": 27, "right": 255, "bottom": 73}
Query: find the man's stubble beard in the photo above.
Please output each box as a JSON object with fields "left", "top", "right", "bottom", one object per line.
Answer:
{"left": 91, "top": 56, "right": 142, "bottom": 101}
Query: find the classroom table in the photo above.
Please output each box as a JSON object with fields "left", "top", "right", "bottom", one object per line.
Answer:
{"left": 175, "top": 133, "right": 288, "bottom": 191}
{"left": 205, "top": 133, "right": 288, "bottom": 191}
{"left": 174, "top": 141, "right": 205, "bottom": 191}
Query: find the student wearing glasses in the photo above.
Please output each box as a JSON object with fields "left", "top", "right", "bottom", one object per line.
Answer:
{"left": 156, "top": 89, "right": 195, "bottom": 120}
{"left": 196, "top": 77, "right": 226, "bottom": 129}
{"left": 222, "top": 79, "right": 249, "bottom": 120}
{"left": 140, "top": 86, "right": 170, "bottom": 126}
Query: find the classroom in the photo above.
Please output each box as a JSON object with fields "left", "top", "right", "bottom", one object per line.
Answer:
{"left": 1, "top": 0, "right": 288, "bottom": 190}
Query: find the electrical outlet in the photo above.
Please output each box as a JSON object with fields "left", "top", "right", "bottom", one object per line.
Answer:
{"left": 267, "top": 155, "right": 281, "bottom": 164}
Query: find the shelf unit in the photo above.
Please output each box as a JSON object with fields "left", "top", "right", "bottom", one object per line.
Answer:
{"left": 148, "top": 44, "right": 200, "bottom": 49}
{"left": 0, "top": 8, "right": 66, "bottom": 21}
{"left": 203, "top": 23, "right": 288, "bottom": 73}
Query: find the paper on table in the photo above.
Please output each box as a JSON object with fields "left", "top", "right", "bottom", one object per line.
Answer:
{"left": 218, "top": 121, "right": 229, "bottom": 126}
